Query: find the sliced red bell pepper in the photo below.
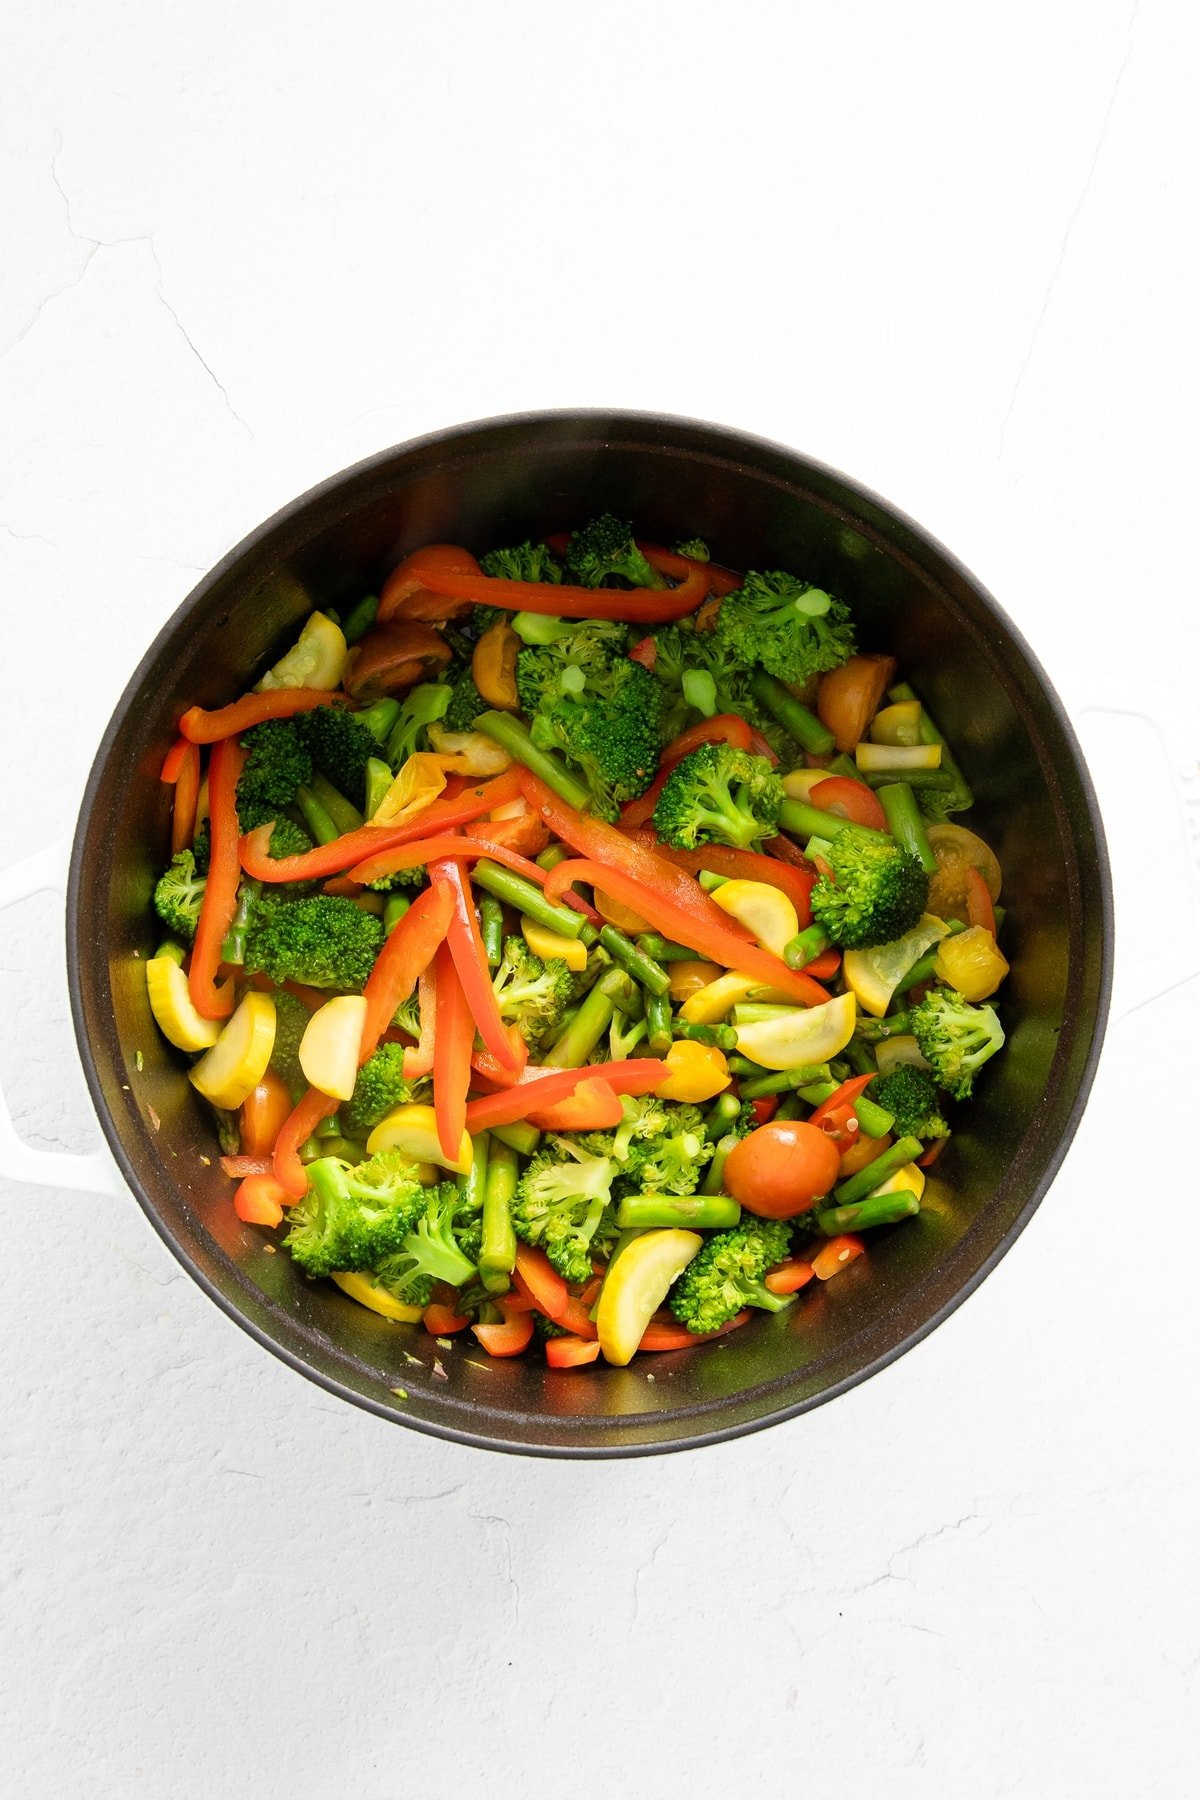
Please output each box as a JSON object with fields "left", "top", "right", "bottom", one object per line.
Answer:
{"left": 359, "top": 882, "right": 454, "bottom": 1060}
{"left": 432, "top": 859, "right": 525, "bottom": 1074}
{"left": 402, "top": 967, "right": 437, "bottom": 1079}
{"left": 763, "top": 833, "right": 817, "bottom": 872}
{"left": 662, "top": 714, "right": 755, "bottom": 768}
{"left": 543, "top": 857, "right": 832, "bottom": 1008}
{"left": 189, "top": 735, "right": 245, "bottom": 1020}
{"left": 462, "top": 810, "right": 550, "bottom": 858}
{"left": 764, "top": 1259, "right": 815, "bottom": 1295}
{"left": 233, "top": 1173, "right": 289, "bottom": 1226}
{"left": 424, "top": 1295, "right": 470, "bottom": 1334}
{"left": 648, "top": 840, "right": 815, "bottom": 926}
{"left": 160, "top": 736, "right": 192, "bottom": 783}
{"left": 526, "top": 1078, "right": 624, "bottom": 1132}
{"left": 347, "top": 830, "right": 548, "bottom": 890}
{"left": 473, "top": 1296, "right": 536, "bottom": 1357}
{"left": 239, "top": 768, "right": 524, "bottom": 883}
{"left": 918, "top": 1137, "right": 948, "bottom": 1169}
{"left": 802, "top": 947, "right": 841, "bottom": 980}
{"left": 628, "top": 636, "right": 656, "bottom": 670}
{"left": 272, "top": 1085, "right": 339, "bottom": 1199}
{"left": 545, "top": 1335, "right": 602, "bottom": 1368}
{"left": 808, "top": 775, "right": 889, "bottom": 833}
{"left": 965, "top": 867, "right": 997, "bottom": 935}
{"left": 220, "top": 1154, "right": 272, "bottom": 1178}
{"left": 806, "top": 1073, "right": 878, "bottom": 1155}
{"left": 619, "top": 764, "right": 673, "bottom": 828}
{"left": 749, "top": 1097, "right": 779, "bottom": 1127}
{"left": 637, "top": 1309, "right": 751, "bottom": 1352}
{"left": 405, "top": 543, "right": 713, "bottom": 623}
{"left": 811, "top": 1235, "right": 865, "bottom": 1280}
{"left": 465, "top": 1059, "right": 668, "bottom": 1132}
{"left": 180, "top": 688, "right": 345, "bottom": 744}
{"left": 432, "top": 942, "right": 473, "bottom": 1161}
{"left": 169, "top": 741, "right": 201, "bottom": 856}
{"left": 512, "top": 1244, "right": 567, "bottom": 1319}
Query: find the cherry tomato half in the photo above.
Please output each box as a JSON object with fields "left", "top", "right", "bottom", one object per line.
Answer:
{"left": 808, "top": 776, "right": 888, "bottom": 833}
{"left": 724, "top": 1121, "right": 841, "bottom": 1220}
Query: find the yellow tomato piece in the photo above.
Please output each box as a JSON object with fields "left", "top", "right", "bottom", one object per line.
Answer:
{"left": 331, "top": 1270, "right": 425, "bottom": 1322}
{"left": 256, "top": 611, "right": 346, "bottom": 691}
{"left": 710, "top": 879, "right": 799, "bottom": 958}
{"left": 521, "top": 916, "right": 588, "bottom": 971}
{"left": 299, "top": 995, "right": 368, "bottom": 1101}
{"left": 370, "top": 753, "right": 447, "bottom": 829}
{"left": 870, "top": 700, "right": 923, "bottom": 746}
{"left": 366, "top": 1101, "right": 473, "bottom": 1175}
{"left": 934, "top": 926, "right": 1010, "bottom": 1001}
{"left": 657, "top": 1039, "right": 730, "bottom": 1102}
{"left": 189, "top": 993, "right": 277, "bottom": 1110}
{"left": 869, "top": 1162, "right": 926, "bottom": 1202}
{"left": 596, "top": 1229, "right": 703, "bottom": 1366}
{"left": 734, "top": 989, "right": 857, "bottom": 1071}
{"left": 680, "top": 970, "right": 797, "bottom": 1025}
{"left": 145, "top": 955, "right": 221, "bottom": 1052}
{"left": 842, "top": 914, "right": 949, "bottom": 1018}
{"left": 592, "top": 886, "right": 650, "bottom": 934}
{"left": 667, "top": 960, "right": 724, "bottom": 1004}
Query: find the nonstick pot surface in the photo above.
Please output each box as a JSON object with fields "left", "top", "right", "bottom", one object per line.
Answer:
{"left": 68, "top": 411, "right": 1111, "bottom": 1456}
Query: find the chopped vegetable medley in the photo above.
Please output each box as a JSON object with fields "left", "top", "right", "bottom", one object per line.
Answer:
{"left": 146, "top": 519, "right": 1008, "bottom": 1366}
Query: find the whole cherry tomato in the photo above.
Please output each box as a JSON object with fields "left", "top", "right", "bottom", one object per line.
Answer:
{"left": 724, "top": 1121, "right": 841, "bottom": 1219}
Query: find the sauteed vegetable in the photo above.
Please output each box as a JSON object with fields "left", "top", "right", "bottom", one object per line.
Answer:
{"left": 146, "top": 520, "right": 1008, "bottom": 1366}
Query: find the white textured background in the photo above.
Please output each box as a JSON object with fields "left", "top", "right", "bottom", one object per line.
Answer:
{"left": 3, "top": 3, "right": 1198, "bottom": 1795}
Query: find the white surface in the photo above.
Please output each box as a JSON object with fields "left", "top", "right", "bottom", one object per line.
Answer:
{"left": 2, "top": 2, "right": 1198, "bottom": 1794}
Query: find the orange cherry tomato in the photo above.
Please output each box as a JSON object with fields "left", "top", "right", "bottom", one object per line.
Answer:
{"left": 239, "top": 1069, "right": 294, "bottom": 1157}
{"left": 808, "top": 775, "right": 888, "bottom": 833}
{"left": 816, "top": 654, "right": 897, "bottom": 754}
{"left": 724, "top": 1121, "right": 841, "bottom": 1219}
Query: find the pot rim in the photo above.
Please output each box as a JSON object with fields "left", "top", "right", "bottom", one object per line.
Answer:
{"left": 66, "top": 407, "right": 1114, "bottom": 1457}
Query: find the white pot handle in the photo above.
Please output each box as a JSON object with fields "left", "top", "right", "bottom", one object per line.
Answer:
{"left": 1063, "top": 673, "right": 1200, "bottom": 1023}
{"left": 0, "top": 841, "right": 124, "bottom": 1196}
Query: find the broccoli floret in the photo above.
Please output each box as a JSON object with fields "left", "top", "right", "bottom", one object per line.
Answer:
{"left": 588, "top": 1097, "right": 714, "bottom": 1195}
{"left": 284, "top": 1152, "right": 430, "bottom": 1277}
{"left": 869, "top": 1065, "right": 951, "bottom": 1140}
{"left": 295, "top": 706, "right": 380, "bottom": 806}
{"left": 909, "top": 989, "right": 1005, "bottom": 1100}
{"left": 673, "top": 537, "right": 710, "bottom": 561}
{"left": 647, "top": 624, "right": 793, "bottom": 761}
{"left": 243, "top": 894, "right": 383, "bottom": 989}
{"left": 259, "top": 816, "right": 315, "bottom": 860}
{"left": 670, "top": 1219, "right": 796, "bottom": 1334}
{"left": 236, "top": 720, "right": 312, "bottom": 825}
{"left": 713, "top": 569, "right": 856, "bottom": 687}
{"left": 492, "top": 935, "right": 575, "bottom": 1047}
{"left": 153, "top": 849, "right": 205, "bottom": 941}
{"left": 532, "top": 1311, "right": 570, "bottom": 1340}
{"left": 268, "top": 988, "right": 310, "bottom": 1092}
{"left": 564, "top": 514, "right": 665, "bottom": 590}
{"left": 191, "top": 820, "right": 211, "bottom": 873}
{"left": 480, "top": 540, "right": 563, "bottom": 583}
{"left": 384, "top": 682, "right": 453, "bottom": 768}
{"left": 810, "top": 830, "right": 929, "bottom": 950}
{"left": 374, "top": 1183, "right": 477, "bottom": 1297}
{"left": 527, "top": 652, "right": 662, "bottom": 819}
{"left": 653, "top": 743, "right": 783, "bottom": 850}
{"left": 343, "top": 1042, "right": 417, "bottom": 1135}
{"left": 512, "top": 1137, "right": 619, "bottom": 1282}
{"left": 514, "top": 620, "right": 631, "bottom": 714}
{"left": 441, "top": 666, "right": 489, "bottom": 735}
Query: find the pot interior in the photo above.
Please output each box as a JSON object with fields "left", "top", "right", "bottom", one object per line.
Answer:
{"left": 69, "top": 412, "right": 1110, "bottom": 1455}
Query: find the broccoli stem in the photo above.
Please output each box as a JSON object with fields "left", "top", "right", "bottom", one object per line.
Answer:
{"left": 479, "top": 897, "right": 505, "bottom": 968}
{"left": 479, "top": 1137, "right": 519, "bottom": 1292}
{"left": 221, "top": 880, "right": 262, "bottom": 965}
{"left": 833, "top": 1135, "right": 924, "bottom": 1205}
{"left": 810, "top": 1189, "right": 921, "bottom": 1234}
{"left": 470, "top": 861, "right": 591, "bottom": 942}
{"left": 778, "top": 798, "right": 892, "bottom": 846}
{"left": 748, "top": 672, "right": 836, "bottom": 756}
{"left": 784, "top": 923, "right": 831, "bottom": 969}
{"left": 340, "top": 594, "right": 379, "bottom": 646}
{"left": 643, "top": 990, "right": 674, "bottom": 1055}
{"left": 736, "top": 1063, "right": 832, "bottom": 1098}
{"left": 700, "top": 1133, "right": 739, "bottom": 1194}
{"left": 364, "top": 757, "right": 393, "bottom": 820}
{"left": 615, "top": 1195, "right": 742, "bottom": 1229}
{"left": 308, "top": 774, "right": 363, "bottom": 835}
{"left": 877, "top": 782, "right": 938, "bottom": 875}
{"left": 356, "top": 696, "right": 402, "bottom": 742}
{"left": 490, "top": 1120, "right": 542, "bottom": 1157}
{"left": 635, "top": 933, "right": 703, "bottom": 962}
{"left": 474, "top": 711, "right": 593, "bottom": 813}
{"left": 673, "top": 1018, "right": 738, "bottom": 1050}
{"left": 900, "top": 920, "right": 965, "bottom": 991}
{"left": 295, "top": 785, "right": 341, "bottom": 846}
{"left": 598, "top": 925, "right": 671, "bottom": 995}
{"left": 384, "top": 893, "right": 411, "bottom": 934}
{"left": 544, "top": 977, "right": 619, "bottom": 1066}
{"left": 853, "top": 1096, "right": 895, "bottom": 1138}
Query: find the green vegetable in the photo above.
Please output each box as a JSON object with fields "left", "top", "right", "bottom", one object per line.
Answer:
{"left": 470, "top": 861, "right": 589, "bottom": 940}
{"left": 479, "top": 897, "right": 504, "bottom": 968}
{"left": 869, "top": 1065, "right": 950, "bottom": 1140}
{"left": 887, "top": 682, "right": 974, "bottom": 821}
{"left": 673, "top": 537, "right": 709, "bottom": 561}
{"left": 563, "top": 515, "right": 664, "bottom": 590}
{"left": 796, "top": 829, "right": 929, "bottom": 954}
{"left": 294, "top": 786, "right": 340, "bottom": 846}
{"left": 474, "top": 711, "right": 593, "bottom": 813}
{"left": 339, "top": 594, "right": 379, "bottom": 646}
{"left": 284, "top": 1152, "right": 431, "bottom": 1277}
{"left": 643, "top": 990, "right": 674, "bottom": 1055}
{"left": 236, "top": 720, "right": 312, "bottom": 826}
{"left": 616, "top": 1195, "right": 740, "bottom": 1229}
{"left": 479, "top": 1137, "right": 519, "bottom": 1293}
{"left": 344, "top": 1042, "right": 419, "bottom": 1135}
{"left": 652, "top": 743, "right": 783, "bottom": 851}
{"left": 307, "top": 772, "right": 363, "bottom": 836}
{"left": 525, "top": 650, "right": 663, "bottom": 819}
{"left": 596, "top": 924, "right": 671, "bottom": 996}
{"left": 877, "top": 782, "right": 938, "bottom": 875}
{"left": 852, "top": 1095, "right": 894, "bottom": 1139}
{"left": 373, "top": 1183, "right": 478, "bottom": 1304}
{"left": 669, "top": 1218, "right": 796, "bottom": 1333}
{"left": 491, "top": 934, "right": 575, "bottom": 1047}
{"left": 909, "top": 988, "right": 1004, "bottom": 1099}
{"left": 480, "top": 540, "right": 563, "bottom": 583}
{"left": 384, "top": 683, "right": 453, "bottom": 767}
{"left": 809, "top": 1190, "right": 921, "bottom": 1234}
{"left": 243, "top": 894, "right": 383, "bottom": 989}
{"left": 700, "top": 1132, "right": 740, "bottom": 1195}
{"left": 512, "top": 1137, "right": 619, "bottom": 1282}
{"left": 221, "top": 879, "right": 262, "bottom": 966}
{"left": 441, "top": 665, "right": 489, "bottom": 734}
{"left": 268, "top": 988, "right": 311, "bottom": 1093}
{"left": 295, "top": 705, "right": 382, "bottom": 806}
{"left": 736, "top": 1063, "right": 833, "bottom": 1099}
{"left": 544, "top": 969, "right": 633, "bottom": 1067}
{"left": 713, "top": 569, "right": 856, "bottom": 687}
{"left": 834, "top": 1136, "right": 923, "bottom": 1206}
{"left": 747, "top": 671, "right": 836, "bottom": 756}
{"left": 152, "top": 848, "right": 205, "bottom": 941}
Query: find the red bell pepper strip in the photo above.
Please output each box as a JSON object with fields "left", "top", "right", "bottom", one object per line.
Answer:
{"left": 628, "top": 636, "right": 656, "bottom": 669}
{"left": 806, "top": 1073, "right": 878, "bottom": 1155}
{"left": 465, "top": 1059, "right": 668, "bottom": 1132}
{"left": 749, "top": 1097, "right": 779, "bottom": 1127}
{"left": 802, "top": 947, "right": 841, "bottom": 981}
{"left": 462, "top": 810, "right": 550, "bottom": 858}
{"left": 220, "top": 1154, "right": 272, "bottom": 1179}
{"left": 402, "top": 543, "right": 712, "bottom": 623}
{"left": 432, "top": 942, "right": 473, "bottom": 1161}
{"left": 424, "top": 1293, "right": 470, "bottom": 1334}
{"left": 918, "top": 1137, "right": 948, "bottom": 1170}
{"left": 619, "top": 764, "right": 673, "bottom": 829}
{"left": 637, "top": 1309, "right": 751, "bottom": 1352}
{"left": 169, "top": 741, "right": 201, "bottom": 856}
{"left": 811, "top": 1235, "right": 865, "bottom": 1280}
{"left": 359, "top": 882, "right": 454, "bottom": 1059}
{"left": 526, "top": 1078, "right": 624, "bottom": 1132}
{"left": 543, "top": 857, "right": 832, "bottom": 1007}
{"left": 239, "top": 768, "right": 525, "bottom": 883}
{"left": 544, "top": 1335, "right": 602, "bottom": 1368}
{"left": 402, "top": 967, "right": 437, "bottom": 1078}
{"left": 647, "top": 840, "right": 815, "bottom": 926}
{"left": 809, "top": 775, "right": 889, "bottom": 833}
{"left": 347, "top": 831, "right": 549, "bottom": 891}
{"left": 272, "top": 1085, "right": 339, "bottom": 1199}
{"left": 763, "top": 833, "right": 816, "bottom": 872}
{"left": 519, "top": 771, "right": 753, "bottom": 939}
{"left": 764, "top": 1259, "right": 815, "bottom": 1296}
{"left": 189, "top": 735, "right": 244, "bottom": 1020}
{"left": 233, "top": 1173, "right": 290, "bottom": 1226}
{"left": 662, "top": 713, "right": 755, "bottom": 767}
{"left": 432, "top": 859, "right": 525, "bottom": 1073}
{"left": 179, "top": 688, "right": 344, "bottom": 744}
{"left": 473, "top": 1297, "right": 536, "bottom": 1357}
{"left": 160, "top": 736, "right": 192, "bottom": 783}
{"left": 512, "top": 1244, "right": 567, "bottom": 1319}
{"left": 965, "top": 867, "right": 997, "bottom": 935}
